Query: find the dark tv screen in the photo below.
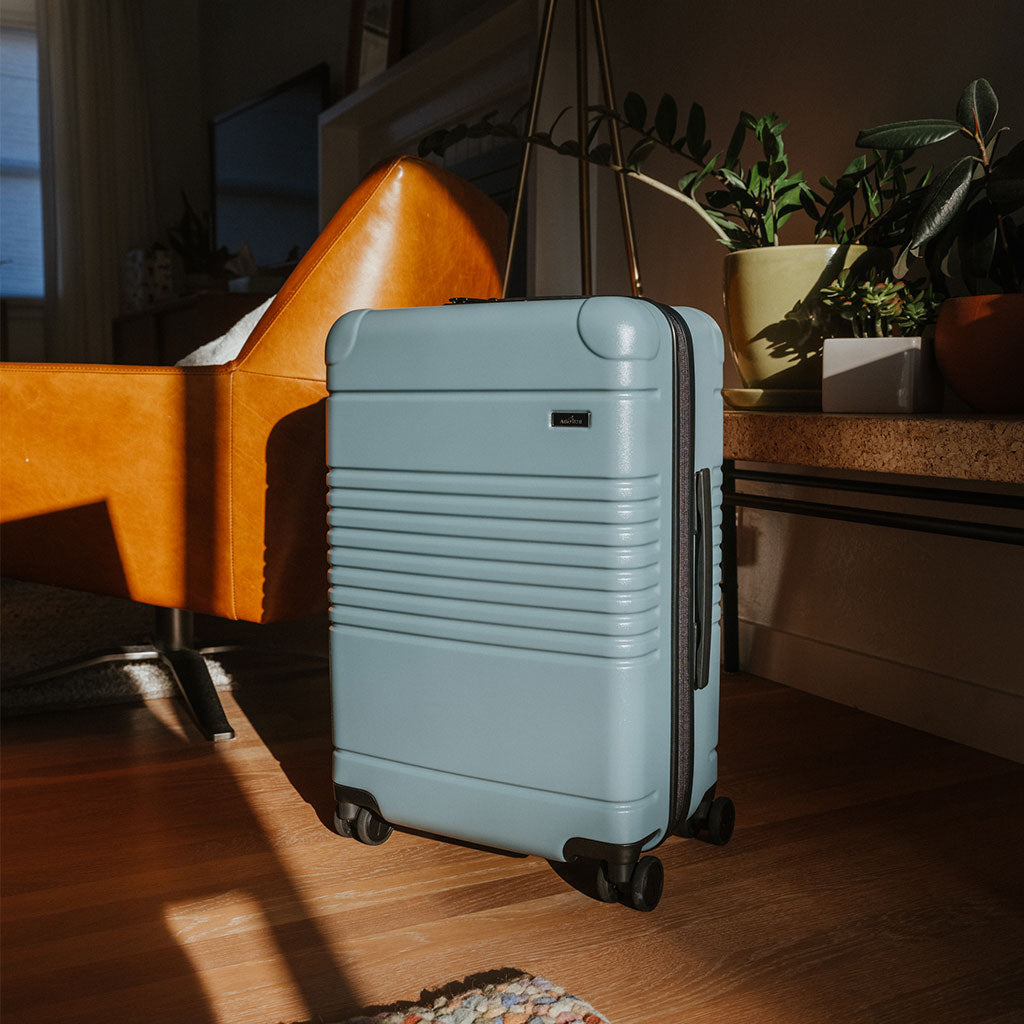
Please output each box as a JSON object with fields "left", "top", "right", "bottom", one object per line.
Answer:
{"left": 211, "top": 64, "right": 329, "bottom": 269}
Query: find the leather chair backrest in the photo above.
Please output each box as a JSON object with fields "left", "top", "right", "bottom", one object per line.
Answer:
{"left": 231, "top": 157, "right": 508, "bottom": 382}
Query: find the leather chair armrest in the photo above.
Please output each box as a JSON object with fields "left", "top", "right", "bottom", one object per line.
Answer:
{"left": 1, "top": 362, "right": 232, "bottom": 612}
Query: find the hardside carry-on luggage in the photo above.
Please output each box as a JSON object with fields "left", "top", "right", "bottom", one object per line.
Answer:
{"left": 325, "top": 296, "right": 732, "bottom": 911}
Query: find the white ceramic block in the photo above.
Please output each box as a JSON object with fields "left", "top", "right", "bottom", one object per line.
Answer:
{"left": 822, "top": 336, "right": 942, "bottom": 413}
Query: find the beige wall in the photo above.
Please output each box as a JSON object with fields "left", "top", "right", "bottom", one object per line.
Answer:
{"left": 529, "top": 0, "right": 1024, "bottom": 760}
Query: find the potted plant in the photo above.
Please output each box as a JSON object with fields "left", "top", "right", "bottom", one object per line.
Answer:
{"left": 167, "top": 192, "right": 234, "bottom": 293}
{"left": 819, "top": 264, "right": 943, "bottom": 412}
{"left": 857, "top": 78, "right": 1024, "bottom": 412}
{"left": 422, "top": 97, "right": 927, "bottom": 405}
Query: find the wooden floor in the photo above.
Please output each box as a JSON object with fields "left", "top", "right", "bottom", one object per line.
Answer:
{"left": 2, "top": 667, "right": 1022, "bottom": 1024}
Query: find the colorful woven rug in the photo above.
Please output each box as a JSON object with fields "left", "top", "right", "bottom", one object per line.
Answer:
{"left": 340, "top": 973, "right": 610, "bottom": 1024}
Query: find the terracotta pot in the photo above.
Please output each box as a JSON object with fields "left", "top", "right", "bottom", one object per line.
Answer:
{"left": 723, "top": 244, "right": 885, "bottom": 391}
{"left": 934, "top": 294, "right": 1024, "bottom": 413}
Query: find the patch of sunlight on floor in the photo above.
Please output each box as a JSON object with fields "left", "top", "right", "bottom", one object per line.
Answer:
{"left": 128, "top": 685, "right": 193, "bottom": 742}
{"left": 164, "top": 890, "right": 308, "bottom": 1022}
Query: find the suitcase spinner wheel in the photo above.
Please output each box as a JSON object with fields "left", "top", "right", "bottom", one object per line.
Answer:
{"left": 704, "top": 796, "right": 736, "bottom": 846}
{"left": 335, "top": 804, "right": 393, "bottom": 846}
{"left": 595, "top": 856, "right": 665, "bottom": 912}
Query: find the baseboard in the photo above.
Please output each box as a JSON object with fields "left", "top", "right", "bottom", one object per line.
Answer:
{"left": 737, "top": 620, "right": 1024, "bottom": 764}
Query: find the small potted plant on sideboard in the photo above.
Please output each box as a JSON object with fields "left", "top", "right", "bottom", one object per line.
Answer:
{"left": 819, "top": 264, "right": 942, "bottom": 412}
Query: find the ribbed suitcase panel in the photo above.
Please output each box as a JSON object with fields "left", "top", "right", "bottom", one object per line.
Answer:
{"left": 329, "top": 607, "right": 659, "bottom": 657}
{"left": 327, "top": 468, "right": 661, "bottom": 504}
{"left": 328, "top": 547, "right": 661, "bottom": 591}
{"left": 328, "top": 506, "right": 661, "bottom": 547}
{"left": 328, "top": 468, "right": 664, "bottom": 657}
{"left": 328, "top": 566, "right": 660, "bottom": 613}
{"left": 327, "top": 528, "right": 658, "bottom": 569}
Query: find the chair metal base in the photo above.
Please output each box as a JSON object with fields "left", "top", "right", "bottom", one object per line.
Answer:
{"left": 6, "top": 607, "right": 235, "bottom": 741}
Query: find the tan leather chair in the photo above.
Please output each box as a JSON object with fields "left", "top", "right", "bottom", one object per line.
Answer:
{"left": 1, "top": 156, "right": 507, "bottom": 738}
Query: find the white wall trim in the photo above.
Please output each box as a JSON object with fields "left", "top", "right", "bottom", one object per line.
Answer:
{"left": 738, "top": 619, "right": 1024, "bottom": 764}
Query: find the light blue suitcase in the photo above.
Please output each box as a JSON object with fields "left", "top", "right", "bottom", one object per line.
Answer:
{"left": 325, "top": 296, "right": 732, "bottom": 911}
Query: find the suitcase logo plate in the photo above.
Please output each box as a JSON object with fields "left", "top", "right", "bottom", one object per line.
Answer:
{"left": 551, "top": 411, "right": 591, "bottom": 428}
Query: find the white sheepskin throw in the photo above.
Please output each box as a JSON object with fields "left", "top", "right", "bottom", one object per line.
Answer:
{"left": 175, "top": 294, "right": 276, "bottom": 366}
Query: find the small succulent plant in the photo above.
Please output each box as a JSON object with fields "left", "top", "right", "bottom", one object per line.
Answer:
{"left": 820, "top": 267, "right": 941, "bottom": 337}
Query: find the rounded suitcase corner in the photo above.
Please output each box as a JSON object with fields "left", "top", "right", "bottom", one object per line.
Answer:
{"left": 326, "top": 308, "right": 372, "bottom": 367}
{"left": 576, "top": 296, "right": 665, "bottom": 361}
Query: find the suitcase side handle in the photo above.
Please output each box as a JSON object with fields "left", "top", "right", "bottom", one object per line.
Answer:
{"left": 693, "top": 467, "right": 714, "bottom": 690}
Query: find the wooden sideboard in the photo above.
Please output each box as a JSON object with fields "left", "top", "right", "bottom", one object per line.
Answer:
{"left": 719, "top": 412, "right": 1024, "bottom": 670}
{"left": 724, "top": 412, "right": 1024, "bottom": 485}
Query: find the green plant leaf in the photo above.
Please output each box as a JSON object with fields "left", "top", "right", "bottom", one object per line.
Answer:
{"left": 910, "top": 154, "right": 976, "bottom": 248}
{"left": 987, "top": 140, "right": 1024, "bottom": 212}
{"left": 706, "top": 187, "right": 743, "bottom": 210}
{"left": 719, "top": 167, "right": 746, "bottom": 190}
{"left": 956, "top": 78, "right": 998, "bottom": 137}
{"left": 692, "top": 152, "right": 719, "bottom": 192}
{"left": 623, "top": 92, "right": 647, "bottom": 131}
{"left": 685, "top": 102, "right": 706, "bottom": 158}
{"left": 588, "top": 142, "right": 613, "bottom": 165}
{"left": 677, "top": 170, "right": 699, "bottom": 194}
{"left": 775, "top": 180, "right": 805, "bottom": 205}
{"left": 655, "top": 94, "right": 678, "bottom": 144}
{"left": 725, "top": 119, "right": 745, "bottom": 171}
{"left": 856, "top": 119, "right": 961, "bottom": 150}
{"left": 761, "top": 126, "right": 781, "bottom": 162}
{"left": 557, "top": 139, "right": 581, "bottom": 157}
{"left": 843, "top": 151, "right": 868, "bottom": 176}
{"left": 775, "top": 202, "right": 805, "bottom": 223}
{"left": 626, "top": 137, "right": 656, "bottom": 169}
{"left": 749, "top": 162, "right": 766, "bottom": 196}
{"left": 800, "top": 189, "right": 820, "bottom": 220}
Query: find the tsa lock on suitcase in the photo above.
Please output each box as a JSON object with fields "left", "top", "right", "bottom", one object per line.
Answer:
{"left": 325, "top": 296, "right": 733, "bottom": 911}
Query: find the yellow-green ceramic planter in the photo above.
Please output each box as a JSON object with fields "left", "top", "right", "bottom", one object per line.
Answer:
{"left": 723, "top": 244, "right": 880, "bottom": 391}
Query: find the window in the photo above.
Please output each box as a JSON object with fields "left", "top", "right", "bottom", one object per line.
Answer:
{"left": 0, "top": 26, "right": 44, "bottom": 298}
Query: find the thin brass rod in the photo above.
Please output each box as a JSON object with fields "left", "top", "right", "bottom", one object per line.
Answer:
{"left": 589, "top": 0, "right": 642, "bottom": 296}
{"left": 575, "top": 0, "right": 592, "bottom": 295}
{"left": 503, "top": 0, "right": 559, "bottom": 297}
